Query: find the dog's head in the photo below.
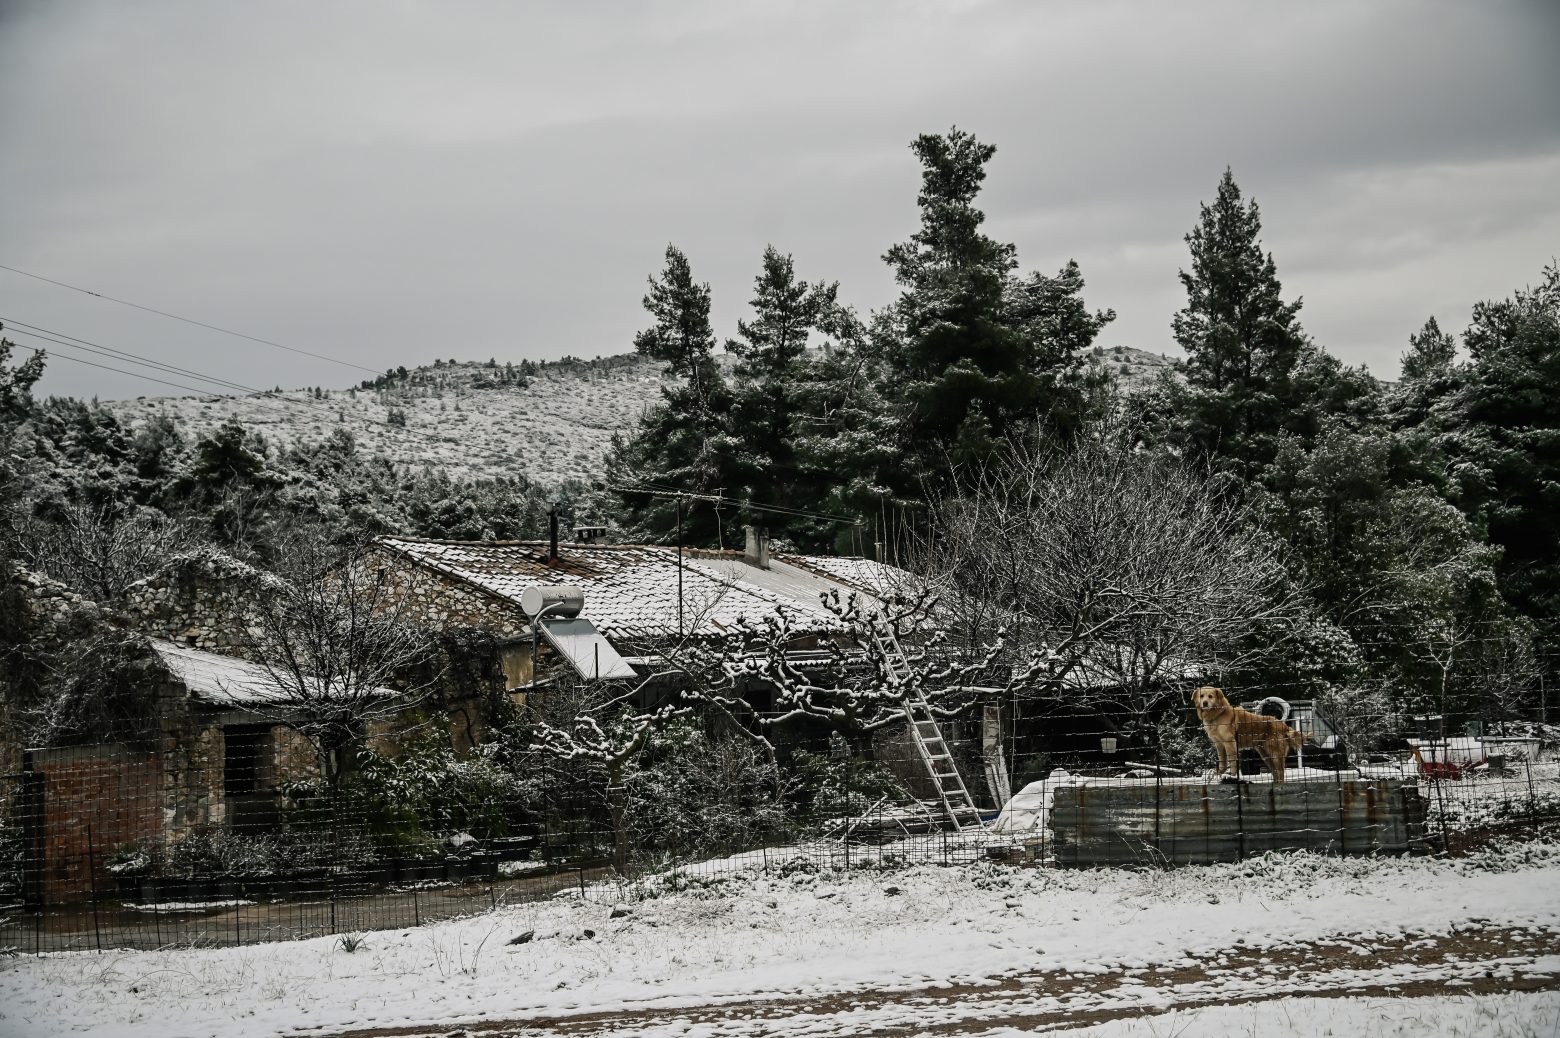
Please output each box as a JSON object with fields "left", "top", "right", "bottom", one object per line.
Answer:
{"left": 1191, "top": 686, "right": 1228, "bottom": 713}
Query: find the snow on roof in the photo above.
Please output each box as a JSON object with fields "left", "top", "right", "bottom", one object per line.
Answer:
{"left": 376, "top": 537, "right": 871, "bottom": 642}
{"left": 687, "top": 553, "right": 892, "bottom": 614}
{"left": 779, "top": 554, "right": 916, "bottom": 600}
{"left": 150, "top": 639, "right": 399, "bottom": 707}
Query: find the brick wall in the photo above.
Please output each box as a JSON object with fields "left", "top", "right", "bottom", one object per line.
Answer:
{"left": 28, "top": 745, "right": 164, "bottom": 904}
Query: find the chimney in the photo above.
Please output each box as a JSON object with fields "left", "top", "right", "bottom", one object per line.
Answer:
{"left": 573, "top": 522, "right": 609, "bottom": 544}
{"left": 743, "top": 525, "right": 770, "bottom": 569}
{"left": 548, "top": 506, "right": 560, "bottom": 566}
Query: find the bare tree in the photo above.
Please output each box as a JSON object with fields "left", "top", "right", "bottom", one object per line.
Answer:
{"left": 1463, "top": 623, "right": 1542, "bottom": 732}
{"left": 925, "top": 435, "right": 1295, "bottom": 737}
{"left": 677, "top": 587, "right": 1026, "bottom": 756}
{"left": 1313, "top": 683, "right": 1399, "bottom": 760}
{"left": 19, "top": 502, "right": 199, "bottom": 604}
{"left": 247, "top": 536, "right": 437, "bottom": 791}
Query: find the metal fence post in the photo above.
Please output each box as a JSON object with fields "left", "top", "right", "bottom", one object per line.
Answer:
{"left": 86, "top": 824, "right": 103, "bottom": 953}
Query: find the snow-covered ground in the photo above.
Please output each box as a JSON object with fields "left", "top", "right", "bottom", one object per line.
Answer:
{"left": 1009, "top": 993, "right": 1560, "bottom": 1038}
{"left": 3, "top": 841, "right": 1558, "bottom": 1037}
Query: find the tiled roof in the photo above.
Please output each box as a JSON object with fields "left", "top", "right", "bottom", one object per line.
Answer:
{"left": 779, "top": 554, "right": 915, "bottom": 599}
{"left": 150, "top": 640, "right": 400, "bottom": 707}
{"left": 376, "top": 537, "right": 858, "bottom": 642}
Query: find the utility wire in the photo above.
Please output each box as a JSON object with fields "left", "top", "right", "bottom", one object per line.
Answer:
{"left": 5, "top": 341, "right": 319, "bottom": 422}
{"left": 7, "top": 322, "right": 290, "bottom": 400}
{"left": 0, "top": 261, "right": 385, "bottom": 375}
{"left": 609, "top": 480, "right": 863, "bottom": 527}
{"left": 3, "top": 324, "right": 371, "bottom": 430}
{"left": 1, "top": 316, "right": 541, "bottom": 459}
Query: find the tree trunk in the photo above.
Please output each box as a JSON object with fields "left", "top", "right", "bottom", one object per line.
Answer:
{"left": 607, "top": 766, "right": 629, "bottom": 876}
{"left": 844, "top": 727, "right": 875, "bottom": 761}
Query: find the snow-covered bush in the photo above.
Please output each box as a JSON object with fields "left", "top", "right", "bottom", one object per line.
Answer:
{"left": 790, "top": 747, "right": 911, "bottom": 820}
{"left": 0, "top": 813, "right": 21, "bottom": 904}
{"left": 298, "top": 739, "right": 539, "bottom": 855}
{"left": 162, "top": 826, "right": 375, "bottom": 878}
{"left": 625, "top": 724, "right": 792, "bottom": 863}
{"left": 1152, "top": 712, "right": 1215, "bottom": 771}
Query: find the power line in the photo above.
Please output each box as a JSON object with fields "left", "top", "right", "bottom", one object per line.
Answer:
{"left": 1, "top": 316, "right": 524, "bottom": 463}
{"left": 3, "top": 323, "right": 369, "bottom": 430}
{"left": 5, "top": 341, "right": 316, "bottom": 422}
{"left": 0, "top": 262, "right": 385, "bottom": 375}
{"left": 7, "top": 322, "right": 286, "bottom": 400}
{"left": 610, "top": 480, "right": 863, "bottom": 527}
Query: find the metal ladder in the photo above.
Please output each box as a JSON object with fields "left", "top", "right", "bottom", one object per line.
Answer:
{"left": 873, "top": 626, "right": 984, "bottom": 831}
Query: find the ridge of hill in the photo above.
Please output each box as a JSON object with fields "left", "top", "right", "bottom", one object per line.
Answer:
{"left": 103, "top": 346, "right": 1176, "bottom": 486}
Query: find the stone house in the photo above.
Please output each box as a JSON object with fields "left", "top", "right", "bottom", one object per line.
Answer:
{"left": 15, "top": 637, "right": 405, "bottom": 905}
{"left": 368, "top": 527, "right": 910, "bottom": 696}
{"left": 365, "top": 530, "right": 965, "bottom": 799}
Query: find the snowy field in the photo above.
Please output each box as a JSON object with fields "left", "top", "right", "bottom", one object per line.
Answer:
{"left": 3, "top": 841, "right": 1558, "bottom": 1037}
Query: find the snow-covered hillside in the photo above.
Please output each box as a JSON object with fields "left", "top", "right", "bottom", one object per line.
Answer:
{"left": 106, "top": 354, "right": 669, "bottom": 486}
{"left": 102, "top": 347, "right": 1176, "bottom": 487}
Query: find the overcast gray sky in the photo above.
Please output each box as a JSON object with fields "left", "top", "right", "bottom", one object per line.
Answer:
{"left": 2, "top": 0, "right": 1557, "bottom": 400}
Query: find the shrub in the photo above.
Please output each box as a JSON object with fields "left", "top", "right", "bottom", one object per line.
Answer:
{"left": 791, "top": 747, "right": 911, "bottom": 819}
{"left": 625, "top": 725, "right": 793, "bottom": 862}
{"left": 1153, "top": 713, "right": 1215, "bottom": 771}
{"left": 300, "top": 738, "right": 540, "bottom": 854}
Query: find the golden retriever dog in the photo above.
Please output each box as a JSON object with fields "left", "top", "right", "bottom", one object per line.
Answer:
{"left": 1192, "top": 686, "right": 1309, "bottom": 783}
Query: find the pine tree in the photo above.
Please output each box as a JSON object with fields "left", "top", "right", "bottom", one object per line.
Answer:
{"left": 723, "top": 246, "right": 841, "bottom": 540}
{"left": 1001, "top": 260, "right": 1116, "bottom": 440}
{"left": 185, "top": 418, "right": 271, "bottom": 492}
{"left": 1453, "top": 264, "right": 1560, "bottom": 647}
{"left": 608, "top": 246, "right": 736, "bottom": 544}
{"left": 633, "top": 245, "right": 724, "bottom": 413}
{"left": 1172, "top": 168, "right": 1307, "bottom": 479}
{"left": 1390, "top": 317, "right": 1466, "bottom": 434}
{"left": 1401, "top": 316, "right": 1457, "bottom": 381}
{"left": 880, "top": 128, "right": 1021, "bottom": 473}
{"left": 0, "top": 334, "right": 45, "bottom": 423}
{"left": 875, "top": 128, "right": 1114, "bottom": 488}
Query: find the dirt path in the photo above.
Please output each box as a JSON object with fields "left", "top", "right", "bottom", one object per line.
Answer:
{"left": 309, "top": 925, "right": 1560, "bottom": 1037}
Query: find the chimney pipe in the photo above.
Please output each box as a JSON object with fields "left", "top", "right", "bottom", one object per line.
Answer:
{"left": 743, "top": 525, "right": 770, "bottom": 569}
{"left": 548, "top": 506, "right": 559, "bottom": 566}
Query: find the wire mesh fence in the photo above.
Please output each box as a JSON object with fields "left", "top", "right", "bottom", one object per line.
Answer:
{"left": 2, "top": 702, "right": 1557, "bottom": 954}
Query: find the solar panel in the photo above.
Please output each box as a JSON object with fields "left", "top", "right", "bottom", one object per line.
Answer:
{"left": 539, "top": 617, "right": 638, "bottom": 680}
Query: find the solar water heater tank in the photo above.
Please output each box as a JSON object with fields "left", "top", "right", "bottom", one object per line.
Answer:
{"left": 520, "top": 584, "right": 584, "bottom": 619}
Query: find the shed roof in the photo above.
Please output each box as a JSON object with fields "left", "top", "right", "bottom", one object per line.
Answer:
{"left": 150, "top": 639, "right": 400, "bottom": 707}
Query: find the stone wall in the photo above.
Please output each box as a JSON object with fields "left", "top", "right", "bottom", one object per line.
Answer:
{"left": 156, "top": 693, "right": 226, "bottom": 833}
{"left": 6, "top": 566, "right": 106, "bottom": 640}
{"left": 121, "top": 548, "right": 269, "bottom": 660}
{"left": 365, "top": 546, "right": 530, "bottom": 640}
